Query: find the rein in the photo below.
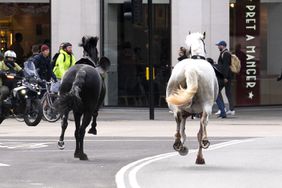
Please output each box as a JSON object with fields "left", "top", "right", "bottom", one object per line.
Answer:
{"left": 191, "top": 55, "right": 205, "bottom": 60}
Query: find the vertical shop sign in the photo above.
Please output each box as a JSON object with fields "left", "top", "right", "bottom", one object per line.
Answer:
{"left": 235, "top": 0, "right": 260, "bottom": 105}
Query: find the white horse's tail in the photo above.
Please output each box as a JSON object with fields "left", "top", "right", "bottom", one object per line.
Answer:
{"left": 166, "top": 69, "right": 198, "bottom": 106}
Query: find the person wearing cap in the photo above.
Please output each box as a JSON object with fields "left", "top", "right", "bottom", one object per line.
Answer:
{"left": 215, "top": 40, "right": 235, "bottom": 117}
{"left": 53, "top": 42, "right": 76, "bottom": 79}
{"left": 33, "top": 44, "right": 57, "bottom": 82}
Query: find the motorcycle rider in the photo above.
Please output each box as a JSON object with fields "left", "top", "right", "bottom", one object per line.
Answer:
{"left": 0, "top": 50, "right": 24, "bottom": 116}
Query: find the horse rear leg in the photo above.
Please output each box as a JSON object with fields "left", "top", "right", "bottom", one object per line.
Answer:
{"left": 75, "top": 112, "right": 92, "bottom": 160}
{"left": 173, "top": 112, "right": 189, "bottom": 156}
{"left": 74, "top": 112, "right": 82, "bottom": 158}
{"left": 196, "top": 111, "right": 209, "bottom": 164}
{"left": 88, "top": 111, "right": 98, "bottom": 135}
{"left": 58, "top": 112, "right": 69, "bottom": 150}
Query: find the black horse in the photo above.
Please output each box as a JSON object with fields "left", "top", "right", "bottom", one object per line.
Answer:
{"left": 55, "top": 36, "right": 110, "bottom": 160}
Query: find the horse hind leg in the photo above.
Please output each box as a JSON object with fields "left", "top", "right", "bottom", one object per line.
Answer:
{"left": 76, "top": 112, "right": 92, "bottom": 160}
{"left": 88, "top": 111, "right": 98, "bottom": 135}
{"left": 173, "top": 112, "right": 189, "bottom": 156}
{"left": 196, "top": 111, "right": 209, "bottom": 164}
{"left": 74, "top": 112, "right": 82, "bottom": 159}
{"left": 58, "top": 112, "right": 69, "bottom": 150}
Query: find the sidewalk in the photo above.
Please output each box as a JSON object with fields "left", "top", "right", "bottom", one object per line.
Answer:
{"left": 0, "top": 106, "right": 281, "bottom": 138}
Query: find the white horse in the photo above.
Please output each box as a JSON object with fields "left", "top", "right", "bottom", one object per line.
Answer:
{"left": 166, "top": 32, "right": 218, "bottom": 164}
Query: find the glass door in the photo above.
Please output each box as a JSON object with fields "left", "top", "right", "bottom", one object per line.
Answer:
{"left": 102, "top": 0, "right": 171, "bottom": 107}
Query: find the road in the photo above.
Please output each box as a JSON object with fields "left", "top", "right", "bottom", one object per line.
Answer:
{"left": 0, "top": 136, "right": 237, "bottom": 188}
{"left": 0, "top": 106, "right": 281, "bottom": 188}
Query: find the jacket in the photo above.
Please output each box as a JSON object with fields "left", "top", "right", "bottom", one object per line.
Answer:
{"left": 53, "top": 49, "right": 76, "bottom": 79}
{"left": 217, "top": 48, "right": 232, "bottom": 79}
{"left": 0, "top": 60, "right": 22, "bottom": 87}
{"left": 33, "top": 53, "right": 56, "bottom": 81}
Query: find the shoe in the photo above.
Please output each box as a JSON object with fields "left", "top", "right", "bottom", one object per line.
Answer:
{"left": 217, "top": 115, "right": 226, "bottom": 119}
{"left": 215, "top": 110, "right": 221, "bottom": 115}
{"left": 226, "top": 110, "right": 235, "bottom": 116}
{"left": 215, "top": 108, "right": 226, "bottom": 115}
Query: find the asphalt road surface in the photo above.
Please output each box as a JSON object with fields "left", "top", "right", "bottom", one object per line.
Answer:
{"left": 0, "top": 136, "right": 237, "bottom": 188}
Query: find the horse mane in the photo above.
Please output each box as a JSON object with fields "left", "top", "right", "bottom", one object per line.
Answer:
{"left": 79, "top": 36, "right": 99, "bottom": 63}
{"left": 79, "top": 36, "right": 99, "bottom": 50}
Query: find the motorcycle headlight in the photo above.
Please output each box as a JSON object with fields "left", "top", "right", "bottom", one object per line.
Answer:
{"left": 20, "top": 89, "right": 27, "bottom": 95}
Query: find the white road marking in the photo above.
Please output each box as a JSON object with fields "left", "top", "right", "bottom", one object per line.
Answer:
{"left": 116, "top": 138, "right": 256, "bottom": 188}
{"left": 0, "top": 143, "right": 49, "bottom": 149}
{"left": 0, "top": 163, "right": 10, "bottom": 167}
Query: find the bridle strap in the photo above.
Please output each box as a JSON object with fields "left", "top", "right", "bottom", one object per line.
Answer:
{"left": 191, "top": 55, "right": 205, "bottom": 60}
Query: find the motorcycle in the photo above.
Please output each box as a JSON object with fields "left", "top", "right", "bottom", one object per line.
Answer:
{"left": 0, "top": 73, "right": 43, "bottom": 126}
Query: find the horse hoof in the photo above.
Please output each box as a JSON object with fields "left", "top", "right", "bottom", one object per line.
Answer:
{"left": 88, "top": 127, "right": 97, "bottom": 135}
{"left": 178, "top": 146, "right": 188, "bottom": 156}
{"left": 79, "top": 153, "right": 88, "bottom": 160}
{"left": 57, "top": 141, "right": 65, "bottom": 150}
{"left": 195, "top": 157, "right": 205, "bottom": 165}
{"left": 173, "top": 140, "right": 182, "bottom": 151}
{"left": 74, "top": 152, "right": 80, "bottom": 158}
{"left": 201, "top": 140, "right": 210, "bottom": 149}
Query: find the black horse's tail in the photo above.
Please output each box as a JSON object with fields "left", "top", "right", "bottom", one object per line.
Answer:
{"left": 55, "top": 70, "right": 86, "bottom": 114}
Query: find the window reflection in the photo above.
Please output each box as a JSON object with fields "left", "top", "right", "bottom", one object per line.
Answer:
{"left": 0, "top": 3, "right": 50, "bottom": 66}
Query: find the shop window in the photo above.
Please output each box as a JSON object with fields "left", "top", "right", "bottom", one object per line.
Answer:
{"left": 0, "top": 3, "right": 50, "bottom": 66}
{"left": 230, "top": 0, "right": 282, "bottom": 105}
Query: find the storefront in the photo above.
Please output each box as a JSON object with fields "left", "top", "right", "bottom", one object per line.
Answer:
{"left": 102, "top": 0, "right": 171, "bottom": 107}
{"left": 0, "top": 0, "right": 281, "bottom": 107}
{"left": 230, "top": 0, "right": 282, "bottom": 106}
{"left": 0, "top": 0, "right": 50, "bottom": 66}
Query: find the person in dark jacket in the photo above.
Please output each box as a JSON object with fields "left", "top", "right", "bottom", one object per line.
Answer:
{"left": 33, "top": 44, "right": 57, "bottom": 82}
{"left": 177, "top": 47, "right": 188, "bottom": 61}
{"left": 215, "top": 40, "right": 235, "bottom": 117}
{"left": 207, "top": 57, "right": 227, "bottom": 118}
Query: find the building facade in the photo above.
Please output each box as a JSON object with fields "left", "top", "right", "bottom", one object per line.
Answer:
{"left": 0, "top": 0, "right": 281, "bottom": 107}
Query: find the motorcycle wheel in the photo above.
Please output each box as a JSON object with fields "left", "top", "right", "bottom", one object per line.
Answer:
{"left": 24, "top": 99, "right": 43, "bottom": 126}
{"left": 42, "top": 95, "right": 61, "bottom": 122}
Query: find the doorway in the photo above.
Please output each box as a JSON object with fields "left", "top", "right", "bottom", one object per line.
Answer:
{"left": 102, "top": 0, "right": 171, "bottom": 107}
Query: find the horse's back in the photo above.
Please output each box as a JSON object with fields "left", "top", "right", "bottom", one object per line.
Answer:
{"left": 62, "top": 64, "right": 101, "bottom": 89}
{"left": 60, "top": 64, "right": 103, "bottom": 110}
{"left": 167, "top": 59, "right": 218, "bottom": 113}
{"left": 170, "top": 59, "right": 217, "bottom": 93}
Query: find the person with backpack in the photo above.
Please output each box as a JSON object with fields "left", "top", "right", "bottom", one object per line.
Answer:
{"left": 50, "top": 42, "right": 64, "bottom": 70}
{"left": 23, "top": 44, "right": 40, "bottom": 78}
{"left": 53, "top": 42, "right": 75, "bottom": 80}
{"left": 215, "top": 40, "right": 235, "bottom": 117}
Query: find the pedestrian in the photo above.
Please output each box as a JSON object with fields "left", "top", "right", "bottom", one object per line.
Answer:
{"left": 10, "top": 33, "right": 24, "bottom": 67}
{"left": 53, "top": 42, "right": 75, "bottom": 80}
{"left": 50, "top": 42, "right": 64, "bottom": 70}
{"left": 23, "top": 44, "right": 40, "bottom": 78}
{"left": 215, "top": 40, "right": 235, "bottom": 116}
{"left": 177, "top": 47, "right": 188, "bottom": 61}
{"left": 32, "top": 44, "right": 57, "bottom": 82}
{"left": 207, "top": 57, "right": 227, "bottom": 118}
